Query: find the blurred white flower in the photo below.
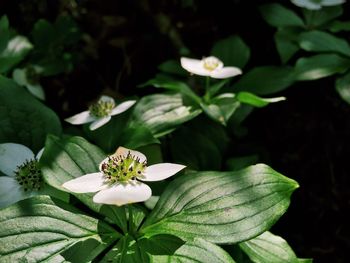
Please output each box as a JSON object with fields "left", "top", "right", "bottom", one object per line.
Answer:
{"left": 65, "top": 95, "right": 136, "bottom": 130}
{"left": 290, "top": 0, "right": 345, "bottom": 10}
{"left": 181, "top": 56, "right": 242, "bottom": 79}
{"left": 62, "top": 146, "right": 186, "bottom": 206}
{"left": 12, "top": 66, "right": 45, "bottom": 100}
{"left": 0, "top": 143, "right": 44, "bottom": 208}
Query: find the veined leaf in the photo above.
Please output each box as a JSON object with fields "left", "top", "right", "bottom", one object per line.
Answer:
{"left": 151, "top": 238, "right": 236, "bottom": 263}
{"left": 0, "top": 196, "right": 120, "bottom": 262}
{"left": 239, "top": 231, "right": 299, "bottom": 263}
{"left": 40, "top": 135, "right": 128, "bottom": 232}
{"left": 141, "top": 164, "right": 299, "bottom": 244}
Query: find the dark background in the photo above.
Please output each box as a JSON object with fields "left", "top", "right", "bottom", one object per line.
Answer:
{"left": 1, "top": 0, "right": 349, "bottom": 262}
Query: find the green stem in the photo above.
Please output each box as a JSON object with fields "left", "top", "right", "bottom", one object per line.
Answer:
{"left": 203, "top": 76, "right": 211, "bottom": 102}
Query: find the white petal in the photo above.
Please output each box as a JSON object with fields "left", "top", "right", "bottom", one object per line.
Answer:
{"left": 36, "top": 148, "right": 45, "bottom": 160}
{"left": 12, "top": 68, "right": 27, "bottom": 86}
{"left": 210, "top": 67, "right": 242, "bottom": 79}
{"left": 0, "top": 176, "right": 27, "bottom": 208}
{"left": 110, "top": 100, "right": 137, "bottom": 116}
{"left": 113, "top": 146, "right": 147, "bottom": 163}
{"left": 140, "top": 163, "right": 186, "bottom": 182}
{"left": 180, "top": 57, "right": 210, "bottom": 76}
{"left": 62, "top": 172, "right": 106, "bottom": 193}
{"left": 93, "top": 182, "right": 152, "bottom": 206}
{"left": 65, "top": 111, "right": 95, "bottom": 125}
{"left": 89, "top": 116, "right": 111, "bottom": 130}
{"left": 99, "top": 95, "right": 114, "bottom": 103}
{"left": 26, "top": 84, "right": 45, "bottom": 100}
{"left": 0, "top": 143, "right": 34, "bottom": 176}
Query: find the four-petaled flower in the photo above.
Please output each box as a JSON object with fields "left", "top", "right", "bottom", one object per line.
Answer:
{"left": 291, "top": 0, "right": 345, "bottom": 10}
{"left": 12, "top": 66, "right": 45, "bottom": 100}
{"left": 62, "top": 147, "right": 186, "bottom": 206}
{"left": 65, "top": 95, "right": 136, "bottom": 130}
{"left": 0, "top": 143, "right": 44, "bottom": 208}
{"left": 180, "top": 56, "right": 242, "bottom": 79}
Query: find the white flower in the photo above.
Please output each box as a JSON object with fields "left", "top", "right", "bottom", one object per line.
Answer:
{"left": 290, "top": 0, "right": 345, "bottom": 10}
{"left": 0, "top": 143, "right": 44, "bottom": 208}
{"left": 65, "top": 95, "right": 136, "bottom": 131}
{"left": 181, "top": 56, "right": 242, "bottom": 79}
{"left": 12, "top": 66, "right": 45, "bottom": 100}
{"left": 62, "top": 147, "right": 186, "bottom": 206}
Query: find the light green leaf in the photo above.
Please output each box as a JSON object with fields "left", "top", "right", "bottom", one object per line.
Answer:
{"left": 237, "top": 92, "right": 286, "bottom": 108}
{"left": 0, "top": 196, "right": 120, "bottom": 262}
{"left": 0, "top": 76, "right": 61, "bottom": 152}
{"left": 294, "top": 54, "right": 350, "bottom": 80}
{"left": 259, "top": 3, "right": 304, "bottom": 28}
{"left": 40, "top": 135, "right": 128, "bottom": 232}
{"left": 151, "top": 238, "right": 236, "bottom": 263}
{"left": 211, "top": 35, "right": 251, "bottom": 69}
{"left": 233, "top": 66, "right": 295, "bottom": 95}
{"left": 239, "top": 231, "right": 298, "bottom": 263}
{"left": 131, "top": 93, "right": 201, "bottom": 137}
{"left": 298, "top": 30, "right": 350, "bottom": 57}
{"left": 141, "top": 164, "right": 299, "bottom": 244}
{"left": 335, "top": 71, "right": 350, "bottom": 105}
{"left": 0, "top": 36, "right": 32, "bottom": 73}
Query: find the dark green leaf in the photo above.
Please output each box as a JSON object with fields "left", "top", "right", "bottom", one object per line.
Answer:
{"left": 303, "top": 6, "right": 342, "bottom": 27}
{"left": 233, "top": 66, "right": 295, "bottom": 95}
{"left": 274, "top": 28, "right": 300, "bottom": 64}
{"left": 294, "top": 54, "right": 350, "bottom": 80}
{"left": 298, "top": 30, "right": 350, "bottom": 57}
{"left": 141, "top": 164, "right": 299, "bottom": 244}
{"left": 138, "top": 234, "right": 185, "bottom": 255}
{"left": 158, "top": 59, "right": 187, "bottom": 76}
{"left": 131, "top": 93, "right": 202, "bottom": 137}
{"left": 40, "top": 135, "right": 128, "bottom": 232}
{"left": 328, "top": 20, "right": 350, "bottom": 33}
{"left": 150, "top": 238, "right": 236, "bottom": 263}
{"left": 236, "top": 92, "right": 286, "bottom": 108}
{"left": 260, "top": 3, "right": 304, "bottom": 28}
{"left": 336, "top": 71, "right": 350, "bottom": 105}
{"left": 0, "top": 196, "right": 120, "bottom": 262}
{"left": 239, "top": 231, "right": 298, "bottom": 263}
{"left": 226, "top": 155, "right": 259, "bottom": 171}
{"left": 211, "top": 35, "right": 251, "bottom": 69}
{"left": 0, "top": 76, "right": 61, "bottom": 152}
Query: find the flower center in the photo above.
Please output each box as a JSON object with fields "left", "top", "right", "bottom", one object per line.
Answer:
{"left": 15, "top": 159, "right": 42, "bottom": 192}
{"left": 202, "top": 57, "right": 223, "bottom": 71}
{"left": 101, "top": 152, "right": 147, "bottom": 184}
{"left": 89, "top": 99, "right": 115, "bottom": 118}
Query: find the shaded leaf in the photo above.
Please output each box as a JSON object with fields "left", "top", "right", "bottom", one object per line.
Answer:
{"left": 260, "top": 3, "right": 304, "bottom": 28}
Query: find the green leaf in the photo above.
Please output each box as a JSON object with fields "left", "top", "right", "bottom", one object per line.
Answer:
{"left": 239, "top": 231, "right": 298, "bottom": 263}
{"left": 0, "top": 196, "right": 120, "bottom": 262}
{"left": 138, "top": 234, "right": 185, "bottom": 255}
{"left": 0, "top": 36, "right": 32, "bottom": 73}
{"left": 260, "top": 3, "right": 304, "bottom": 28}
{"left": 0, "top": 76, "right": 61, "bottom": 152}
{"left": 151, "top": 238, "right": 236, "bottom": 263}
{"left": 302, "top": 6, "right": 343, "bottom": 26}
{"left": 274, "top": 28, "right": 301, "bottom": 64}
{"left": 328, "top": 20, "right": 350, "bottom": 33}
{"left": 140, "top": 78, "right": 201, "bottom": 104}
{"left": 158, "top": 59, "right": 187, "bottom": 76}
{"left": 141, "top": 164, "right": 299, "bottom": 244}
{"left": 233, "top": 66, "right": 295, "bottom": 95}
{"left": 294, "top": 54, "right": 350, "bottom": 80}
{"left": 335, "top": 71, "right": 350, "bottom": 105}
{"left": 226, "top": 155, "right": 259, "bottom": 171}
{"left": 298, "top": 30, "right": 350, "bottom": 57}
{"left": 119, "top": 125, "right": 160, "bottom": 150}
{"left": 40, "top": 135, "right": 128, "bottom": 232}
{"left": 211, "top": 35, "right": 251, "bottom": 69}
{"left": 236, "top": 92, "right": 286, "bottom": 108}
{"left": 131, "top": 93, "right": 201, "bottom": 137}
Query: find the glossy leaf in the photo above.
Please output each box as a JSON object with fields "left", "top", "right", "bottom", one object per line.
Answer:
{"left": 233, "top": 66, "right": 295, "bottom": 95}
{"left": 236, "top": 92, "right": 286, "bottom": 108}
{"left": 131, "top": 93, "right": 201, "bottom": 137}
{"left": 0, "top": 76, "right": 61, "bottom": 152}
{"left": 0, "top": 196, "right": 120, "bottom": 262}
{"left": 40, "top": 135, "right": 128, "bottom": 232}
{"left": 294, "top": 54, "right": 350, "bottom": 81}
{"left": 151, "top": 238, "right": 236, "bottom": 263}
{"left": 239, "top": 231, "right": 298, "bottom": 263}
{"left": 211, "top": 35, "right": 251, "bottom": 69}
{"left": 298, "top": 30, "right": 350, "bottom": 57}
{"left": 138, "top": 234, "right": 185, "bottom": 255}
{"left": 260, "top": 3, "right": 304, "bottom": 28}
{"left": 141, "top": 164, "right": 299, "bottom": 244}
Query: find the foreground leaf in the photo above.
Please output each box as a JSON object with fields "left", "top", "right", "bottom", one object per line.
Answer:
{"left": 239, "top": 231, "right": 298, "bottom": 263}
{"left": 141, "top": 164, "right": 299, "bottom": 244}
{"left": 236, "top": 92, "right": 286, "bottom": 108}
{"left": 151, "top": 238, "right": 236, "bottom": 263}
{"left": 0, "top": 196, "right": 120, "bottom": 262}
{"left": 336, "top": 71, "right": 350, "bottom": 105}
